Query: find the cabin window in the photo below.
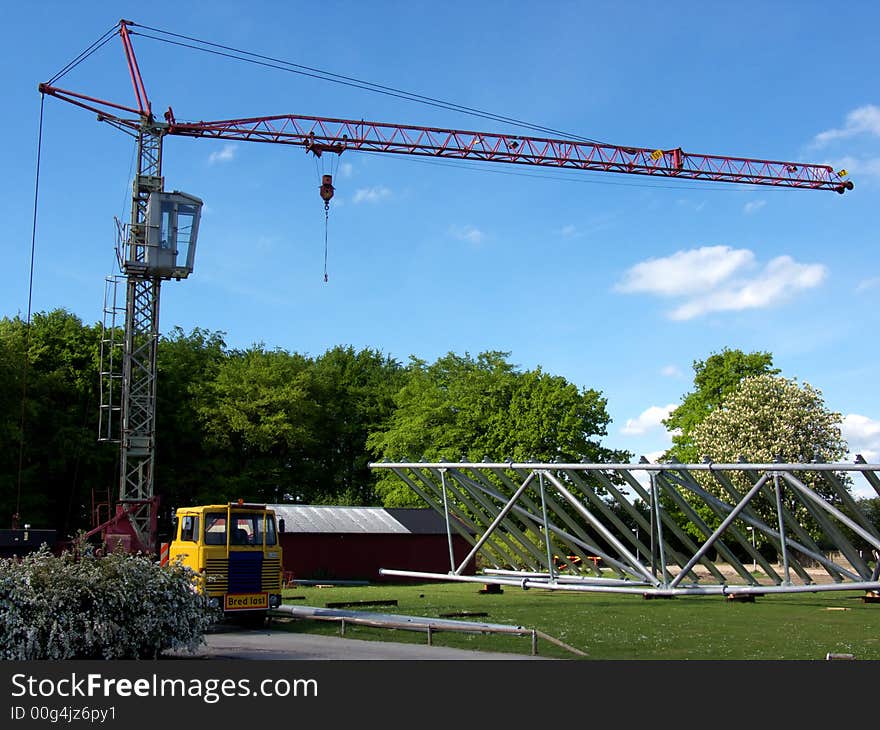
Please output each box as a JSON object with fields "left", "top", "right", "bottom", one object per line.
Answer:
{"left": 180, "top": 515, "right": 199, "bottom": 542}
{"left": 265, "top": 516, "right": 277, "bottom": 546}
{"left": 204, "top": 513, "right": 227, "bottom": 545}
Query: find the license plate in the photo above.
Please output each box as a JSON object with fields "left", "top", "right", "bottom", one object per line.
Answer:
{"left": 224, "top": 592, "right": 268, "bottom": 611}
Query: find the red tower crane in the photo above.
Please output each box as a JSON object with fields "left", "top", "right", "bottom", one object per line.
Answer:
{"left": 37, "top": 20, "right": 853, "bottom": 554}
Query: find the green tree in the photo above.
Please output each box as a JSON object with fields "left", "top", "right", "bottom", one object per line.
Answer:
{"left": 856, "top": 497, "right": 880, "bottom": 533}
{"left": 155, "top": 326, "right": 229, "bottom": 526}
{"left": 310, "top": 346, "right": 404, "bottom": 505}
{"left": 193, "top": 345, "right": 317, "bottom": 504}
{"left": 0, "top": 319, "right": 25, "bottom": 525}
{"left": 190, "top": 343, "right": 403, "bottom": 506}
{"left": 367, "top": 351, "right": 625, "bottom": 506}
{"left": 0, "top": 310, "right": 114, "bottom": 536}
{"left": 664, "top": 348, "right": 778, "bottom": 463}
{"left": 847, "top": 497, "right": 880, "bottom": 558}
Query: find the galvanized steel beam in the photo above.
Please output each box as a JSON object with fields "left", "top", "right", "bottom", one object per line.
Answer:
{"left": 370, "top": 460, "right": 880, "bottom": 598}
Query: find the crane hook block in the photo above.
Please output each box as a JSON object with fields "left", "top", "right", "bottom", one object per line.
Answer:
{"left": 320, "top": 174, "right": 335, "bottom": 205}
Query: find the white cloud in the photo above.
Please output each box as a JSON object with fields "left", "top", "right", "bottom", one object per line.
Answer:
{"left": 557, "top": 216, "right": 618, "bottom": 239}
{"left": 615, "top": 245, "right": 754, "bottom": 298}
{"left": 743, "top": 200, "right": 766, "bottom": 215}
{"left": 208, "top": 144, "right": 237, "bottom": 164}
{"left": 827, "top": 155, "right": 880, "bottom": 178}
{"left": 668, "top": 255, "right": 826, "bottom": 321}
{"left": 842, "top": 414, "right": 880, "bottom": 461}
{"left": 856, "top": 277, "right": 880, "bottom": 293}
{"left": 841, "top": 413, "right": 880, "bottom": 498}
{"left": 353, "top": 186, "right": 391, "bottom": 203}
{"left": 621, "top": 404, "right": 677, "bottom": 436}
{"left": 450, "top": 225, "right": 485, "bottom": 245}
{"left": 616, "top": 246, "right": 826, "bottom": 321}
{"left": 675, "top": 199, "right": 706, "bottom": 212}
{"left": 661, "top": 364, "right": 683, "bottom": 378}
{"left": 627, "top": 449, "right": 670, "bottom": 493}
{"left": 812, "top": 105, "right": 880, "bottom": 148}
{"left": 338, "top": 162, "right": 354, "bottom": 178}
{"left": 254, "top": 234, "right": 279, "bottom": 252}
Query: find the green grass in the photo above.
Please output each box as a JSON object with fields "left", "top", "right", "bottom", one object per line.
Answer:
{"left": 272, "top": 581, "right": 880, "bottom": 660}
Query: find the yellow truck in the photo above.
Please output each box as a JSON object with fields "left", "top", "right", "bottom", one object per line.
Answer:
{"left": 166, "top": 501, "right": 283, "bottom": 619}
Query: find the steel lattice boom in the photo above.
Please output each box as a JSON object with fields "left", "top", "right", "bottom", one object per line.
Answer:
{"left": 162, "top": 113, "right": 851, "bottom": 192}
{"left": 38, "top": 83, "right": 853, "bottom": 193}
{"left": 369, "top": 460, "right": 880, "bottom": 598}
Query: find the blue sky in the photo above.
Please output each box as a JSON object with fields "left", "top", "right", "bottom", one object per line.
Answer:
{"left": 3, "top": 2, "right": 879, "bottom": 497}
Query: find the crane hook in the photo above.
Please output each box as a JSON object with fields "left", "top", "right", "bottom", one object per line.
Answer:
{"left": 320, "top": 174, "right": 334, "bottom": 282}
{"left": 320, "top": 174, "right": 335, "bottom": 210}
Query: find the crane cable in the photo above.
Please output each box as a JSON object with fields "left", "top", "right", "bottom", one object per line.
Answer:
{"left": 127, "top": 23, "right": 607, "bottom": 146}
{"left": 323, "top": 204, "right": 330, "bottom": 284}
{"left": 117, "top": 22, "right": 784, "bottom": 198}
{"left": 52, "top": 23, "right": 763, "bottom": 202}
{"left": 15, "top": 94, "right": 46, "bottom": 528}
{"left": 318, "top": 154, "right": 339, "bottom": 283}
{"left": 47, "top": 23, "right": 120, "bottom": 86}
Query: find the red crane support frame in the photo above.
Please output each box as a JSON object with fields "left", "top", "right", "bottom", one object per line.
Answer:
{"left": 119, "top": 19, "right": 151, "bottom": 118}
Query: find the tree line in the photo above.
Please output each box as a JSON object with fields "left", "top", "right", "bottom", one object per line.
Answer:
{"left": 0, "top": 309, "right": 625, "bottom": 537}
{"left": 2, "top": 309, "right": 877, "bottom": 553}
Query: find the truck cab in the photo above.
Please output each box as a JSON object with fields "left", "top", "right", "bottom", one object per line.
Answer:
{"left": 167, "top": 501, "right": 283, "bottom": 618}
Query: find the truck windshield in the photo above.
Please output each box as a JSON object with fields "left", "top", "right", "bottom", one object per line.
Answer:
{"left": 230, "top": 513, "right": 277, "bottom": 546}
{"left": 203, "top": 511, "right": 277, "bottom": 546}
{"left": 204, "top": 513, "right": 227, "bottom": 545}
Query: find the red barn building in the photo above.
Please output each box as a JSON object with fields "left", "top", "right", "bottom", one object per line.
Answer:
{"left": 270, "top": 505, "right": 476, "bottom": 583}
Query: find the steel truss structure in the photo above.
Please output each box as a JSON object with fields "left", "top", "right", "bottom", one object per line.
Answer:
{"left": 93, "top": 121, "right": 166, "bottom": 553}
{"left": 117, "top": 126, "right": 164, "bottom": 552}
{"left": 370, "top": 460, "right": 880, "bottom": 598}
{"left": 159, "top": 113, "right": 852, "bottom": 192}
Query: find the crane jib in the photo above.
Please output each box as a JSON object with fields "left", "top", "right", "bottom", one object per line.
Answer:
{"left": 163, "top": 115, "right": 850, "bottom": 192}
{"left": 36, "top": 82, "right": 852, "bottom": 193}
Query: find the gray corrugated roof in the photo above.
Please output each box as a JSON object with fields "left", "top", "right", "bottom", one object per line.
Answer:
{"left": 389, "top": 508, "right": 458, "bottom": 534}
{"left": 268, "top": 505, "right": 466, "bottom": 535}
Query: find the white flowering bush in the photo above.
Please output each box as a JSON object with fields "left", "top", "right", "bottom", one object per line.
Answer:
{"left": 688, "top": 374, "right": 847, "bottom": 541}
{"left": 0, "top": 543, "right": 221, "bottom": 659}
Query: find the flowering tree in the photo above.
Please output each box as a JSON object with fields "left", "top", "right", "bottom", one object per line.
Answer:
{"left": 687, "top": 374, "right": 847, "bottom": 540}
{"left": 664, "top": 348, "right": 778, "bottom": 463}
